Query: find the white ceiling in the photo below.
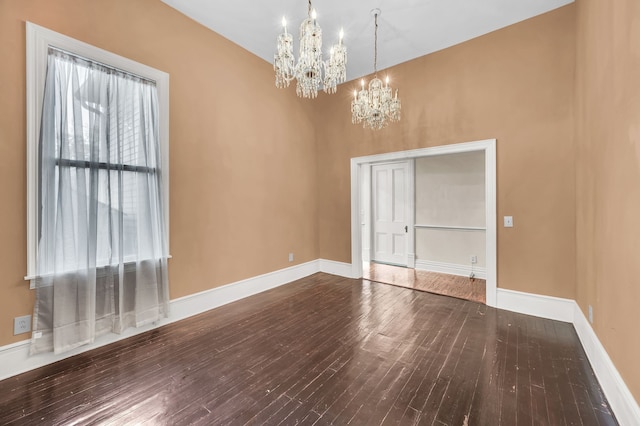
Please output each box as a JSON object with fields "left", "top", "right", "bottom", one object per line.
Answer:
{"left": 160, "top": 0, "right": 573, "bottom": 83}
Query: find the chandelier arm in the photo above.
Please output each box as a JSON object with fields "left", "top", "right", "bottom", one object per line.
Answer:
{"left": 282, "top": 73, "right": 296, "bottom": 84}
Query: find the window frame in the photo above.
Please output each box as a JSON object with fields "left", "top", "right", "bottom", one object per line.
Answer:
{"left": 26, "top": 22, "right": 170, "bottom": 282}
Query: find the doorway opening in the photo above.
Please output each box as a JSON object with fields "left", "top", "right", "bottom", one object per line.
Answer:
{"left": 350, "top": 139, "right": 497, "bottom": 307}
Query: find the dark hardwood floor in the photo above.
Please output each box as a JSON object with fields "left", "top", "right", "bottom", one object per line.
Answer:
{"left": 0, "top": 273, "right": 617, "bottom": 425}
{"left": 364, "top": 262, "right": 486, "bottom": 304}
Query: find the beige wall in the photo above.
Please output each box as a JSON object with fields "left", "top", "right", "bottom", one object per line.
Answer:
{"left": 315, "top": 6, "right": 577, "bottom": 299}
{"left": 575, "top": 0, "right": 640, "bottom": 402}
{"left": 0, "top": 0, "right": 319, "bottom": 347}
{"left": 415, "top": 152, "right": 486, "bottom": 267}
{"left": 416, "top": 229, "right": 486, "bottom": 268}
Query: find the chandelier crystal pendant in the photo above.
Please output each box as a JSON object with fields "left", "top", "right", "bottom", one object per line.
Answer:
{"left": 351, "top": 9, "right": 401, "bottom": 130}
{"left": 274, "top": 0, "right": 347, "bottom": 98}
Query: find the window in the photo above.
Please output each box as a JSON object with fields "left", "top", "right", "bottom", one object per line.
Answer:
{"left": 26, "top": 23, "right": 171, "bottom": 354}
{"left": 26, "top": 22, "right": 170, "bottom": 280}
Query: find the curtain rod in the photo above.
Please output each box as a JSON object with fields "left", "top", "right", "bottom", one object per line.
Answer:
{"left": 48, "top": 46, "right": 157, "bottom": 85}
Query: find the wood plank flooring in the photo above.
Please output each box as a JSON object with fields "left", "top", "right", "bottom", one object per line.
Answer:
{"left": 364, "top": 262, "right": 486, "bottom": 304}
{"left": 0, "top": 273, "right": 617, "bottom": 425}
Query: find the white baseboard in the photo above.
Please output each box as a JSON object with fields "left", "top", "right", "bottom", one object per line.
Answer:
{"left": 319, "top": 259, "right": 356, "bottom": 278}
{"left": 572, "top": 302, "right": 640, "bottom": 426}
{"left": 362, "top": 248, "right": 371, "bottom": 263}
{"left": 496, "top": 288, "right": 640, "bottom": 425}
{"left": 0, "top": 318, "right": 175, "bottom": 383}
{"left": 496, "top": 288, "right": 575, "bottom": 323}
{"left": 0, "top": 260, "right": 321, "bottom": 382}
{"left": 415, "top": 259, "right": 487, "bottom": 280}
{"left": 170, "top": 260, "right": 320, "bottom": 321}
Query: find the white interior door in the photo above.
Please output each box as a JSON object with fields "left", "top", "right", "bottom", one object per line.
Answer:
{"left": 372, "top": 161, "right": 410, "bottom": 266}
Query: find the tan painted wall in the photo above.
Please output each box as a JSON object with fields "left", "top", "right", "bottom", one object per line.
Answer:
{"left": 0, "top": 0, "right": 319, "bottom": 347}
{"left": 315, "top": 6, "right": 577, "bottom": 299}
{"left": 575, "top": 0, "right": 640, "bottom": 403}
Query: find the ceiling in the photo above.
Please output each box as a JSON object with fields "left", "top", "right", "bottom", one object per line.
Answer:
{"left": 160, "top": 0, "right": 573, "bottom": 83}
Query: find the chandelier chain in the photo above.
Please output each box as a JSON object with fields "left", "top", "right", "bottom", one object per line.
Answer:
{"left": 374, "top": 13, "right": 378, "bottom": 75}
{"left": 308, "top": 0, "right": 312, "bottom": 16}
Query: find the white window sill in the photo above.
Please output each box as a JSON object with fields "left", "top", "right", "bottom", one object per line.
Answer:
{"left": 24, "top": 254, "right": 173, "bottom": 283}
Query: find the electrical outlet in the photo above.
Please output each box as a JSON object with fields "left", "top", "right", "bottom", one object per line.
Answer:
{"left": 504, "top": 216, "right": 514, "bottom": 227}
{"left": 14, "top": 315, "right": 31, "bottom": 335}
{"left": 288, "top": 252, "right": 294, "bottom": 262}
{"left": 588, "top": 305, "right": 593, "bottom": 324}
{"left": 470, "top": 255, "right": 478, "bottom": 264}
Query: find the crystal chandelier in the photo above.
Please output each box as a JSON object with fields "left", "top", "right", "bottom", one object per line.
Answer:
{"left": 274, "top": 0, "right": 347, "bottom": 98}
{"left": 351, "top": 9, "right": 401, "bottom": 130}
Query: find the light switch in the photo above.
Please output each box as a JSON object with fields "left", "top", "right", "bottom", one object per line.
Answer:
{"left": 504, "top": 216, "right": 514, "bottom": 227}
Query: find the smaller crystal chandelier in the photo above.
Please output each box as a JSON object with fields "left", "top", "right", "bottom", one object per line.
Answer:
{"left": 274, "top": 0, "right": 347, "bottom": 98}
{"left": 351, "top": 9, "right": 401, "bottom": 130}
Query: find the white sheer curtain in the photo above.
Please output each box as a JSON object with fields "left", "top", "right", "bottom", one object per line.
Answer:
{"left": 31, "top": 48, "right": 169, "bottom": 355}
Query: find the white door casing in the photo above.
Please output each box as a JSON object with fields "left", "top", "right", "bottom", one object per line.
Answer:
{"left": 371, "top": 162, "right": 410, "bottom": 266}
{"left": 350, "top": 139, "right": 497, "bottom": 307}
{"left": 361, "top": 165, "right": 372, "bottom": 262}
